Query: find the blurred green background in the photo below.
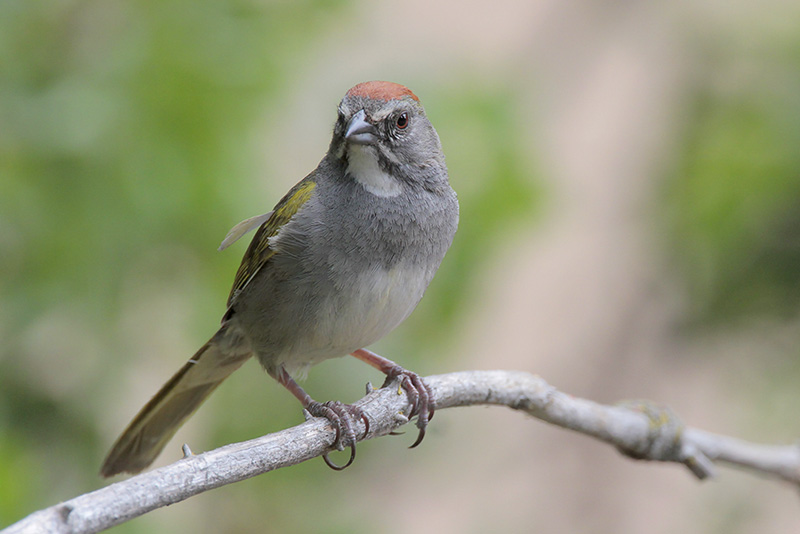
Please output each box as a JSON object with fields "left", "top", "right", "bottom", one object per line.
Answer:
{"left": 2, "top": 1, "right": 799, "bottom": 533}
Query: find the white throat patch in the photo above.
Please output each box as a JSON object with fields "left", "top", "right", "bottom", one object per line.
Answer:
{"left": 346, "top": 146, "right": 402, "bottom": 198}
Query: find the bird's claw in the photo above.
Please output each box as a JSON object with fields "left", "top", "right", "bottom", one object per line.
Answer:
{"left": 306, "top": 400, "right": 369, "bottom": 470}
{"left": 383, "top": 367, "right": 435, "bottom": 448}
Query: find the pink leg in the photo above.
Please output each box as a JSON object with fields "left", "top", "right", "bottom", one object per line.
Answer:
{"left": 270, "top": 366, "right": 368, "bottom": 470}
{"left": 350, "top": 349, "right": 434, "bottom": 448}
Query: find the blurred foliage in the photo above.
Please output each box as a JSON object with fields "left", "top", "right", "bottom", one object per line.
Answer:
{"left": 0, "top": 0, "right": 538, "bottom": 531}
{"left": 665, "top": 48, "right": 800, "bottom": 324}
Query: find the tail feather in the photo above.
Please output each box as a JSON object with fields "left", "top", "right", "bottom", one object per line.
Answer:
{"left": 100, "top": 340, "right": 251, "bottom": 477}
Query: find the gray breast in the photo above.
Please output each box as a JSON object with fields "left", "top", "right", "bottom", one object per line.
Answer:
{"left": 235, "top": 169, "right": 458, "bottom": 374}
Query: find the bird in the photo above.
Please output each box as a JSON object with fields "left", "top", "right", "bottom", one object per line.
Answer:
{"left": 100, "top": 81, "right": 459, "bottom": 476}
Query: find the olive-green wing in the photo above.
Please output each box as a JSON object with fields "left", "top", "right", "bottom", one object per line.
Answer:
{"left": 226, "top": 178, "right": 316, "bottom": 306}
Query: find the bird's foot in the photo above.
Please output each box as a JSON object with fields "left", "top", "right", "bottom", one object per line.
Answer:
{"left": 382, "top": 366, "right": 434, "bottom": 448}
{"left": 305, "top": 401, "right": 369, "bottom": 470}
{"left": 350, "top": 349, "right": 435, "bottom": 448}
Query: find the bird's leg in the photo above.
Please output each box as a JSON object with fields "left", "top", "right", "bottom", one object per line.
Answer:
{"left": 350, "top": 349, "right": 434, "bottom": 448}
{"left": 270, "top": 366, "right": 368, "bottom": 470}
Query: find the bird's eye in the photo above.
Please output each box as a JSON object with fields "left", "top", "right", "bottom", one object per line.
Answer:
{"left": 395, "top": 112, "right": 409, "bottom": 130}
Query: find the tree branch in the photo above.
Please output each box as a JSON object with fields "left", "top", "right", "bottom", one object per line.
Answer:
{"left": 4, "top": 370, "right": 799, "bottom": 534}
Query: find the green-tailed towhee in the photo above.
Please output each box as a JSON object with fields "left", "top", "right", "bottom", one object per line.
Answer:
{"left": 101, "top": 81, "right": 459, "bottom": 476}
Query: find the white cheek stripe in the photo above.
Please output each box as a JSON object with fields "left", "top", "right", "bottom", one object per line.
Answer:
{"left": 346, "top": 146, "right": 402, "bottom": 198}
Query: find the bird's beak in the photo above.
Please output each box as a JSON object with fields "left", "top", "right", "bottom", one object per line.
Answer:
{"left": 345, "top": 109, "right": 378, "bottom": 145}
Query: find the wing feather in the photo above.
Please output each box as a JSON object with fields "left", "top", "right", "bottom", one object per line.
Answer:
{"left": 226, "top": 178, "right": 316, "bottom": 306}
{"left": 218, "top": 212, "right": 273, "bottom": 251}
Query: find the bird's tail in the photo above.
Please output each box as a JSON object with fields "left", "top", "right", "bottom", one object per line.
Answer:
{"left": 100, "top": 339, "right": 251, "bottom": 477}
